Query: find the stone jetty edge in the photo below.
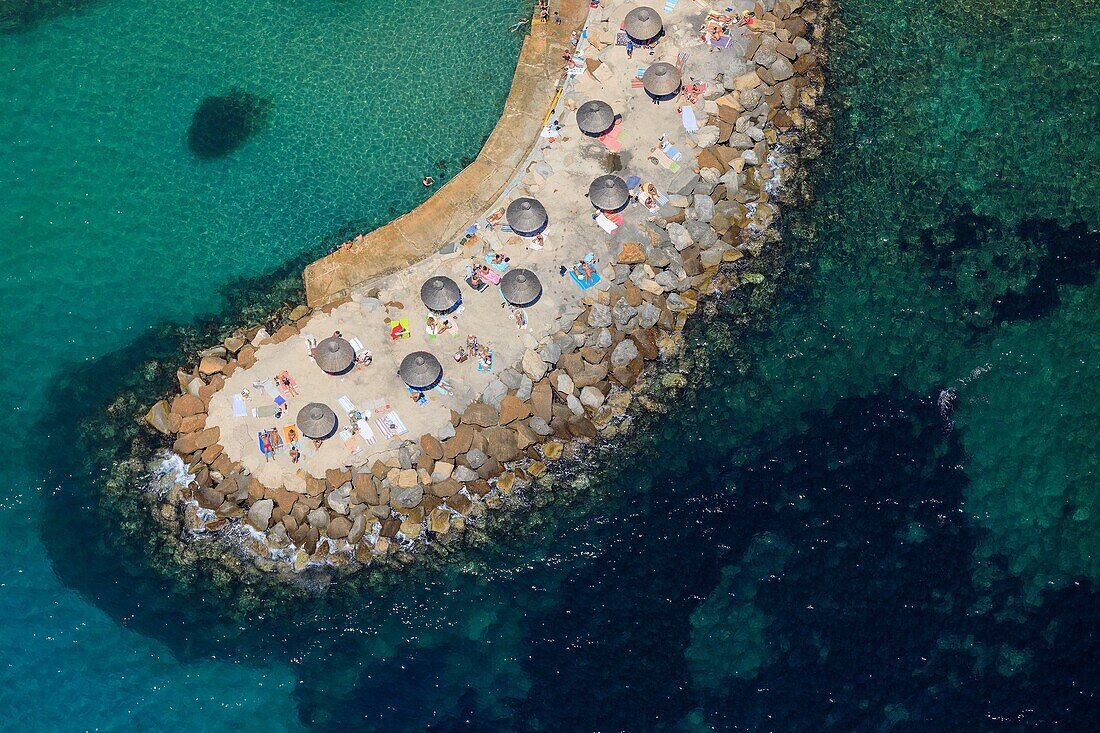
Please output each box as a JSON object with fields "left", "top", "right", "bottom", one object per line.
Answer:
{"left": 141, "top": 0, "right": 834, "bottom": 580}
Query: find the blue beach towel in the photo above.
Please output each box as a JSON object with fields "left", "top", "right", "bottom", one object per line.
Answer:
{"left": 569, "top": 268, "right": 601, "bottom": 290}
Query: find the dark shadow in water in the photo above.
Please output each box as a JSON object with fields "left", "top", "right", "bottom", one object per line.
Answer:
{"left": 905, "top": 206, "right": 1099, "bottom": 330}
{"left": 187, "top": 88, "right": 272, "bottom": 160}
{"left": 291, "top": 386, "right": 1100, "bottom": 732}
{"left": 991, "top": 219, "right": 1100, "bottom": 326}
{"left": 0, "top": 0, "right": 95, "bottom": 34}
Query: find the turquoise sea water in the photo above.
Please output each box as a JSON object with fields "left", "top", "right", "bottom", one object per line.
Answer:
{"left": 3, "top": 0, "right": 1099, "bottom": 730}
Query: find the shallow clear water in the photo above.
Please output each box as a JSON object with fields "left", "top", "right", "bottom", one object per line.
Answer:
{"left": 4, "top": 0, "right": 1099, "bottom": 730}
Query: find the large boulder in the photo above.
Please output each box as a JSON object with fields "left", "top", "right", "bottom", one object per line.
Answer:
{"left": 392, "top": 484, "right": 424, "bottom": 509}
{"left": 482, "top": 427, "right": 520, "bottom": 463}
{"left": 611, "top": 339, "right": 640, "bottom": 368}
{"left": 616, "top": 242, "right": 646, "bottom": 264}
{"left": 462, "top": 402, "right": 499, "bottom": 428}
{"left": 247, "top": 499, "right": 274, "bottom": 531}
{"left": 587, "top": 303, "right": 613, "bottom": 329}
{"left": 171, "top": 393, "right": 205, "bottom": 418}
{"left": 521, "top": 349, "right": 548, "bottom": 381}
{"left": 144, "top": 400, "right": 173, "bottom": 435}
{"left": 499, "top": 395, "right": 531, "bottom": 424}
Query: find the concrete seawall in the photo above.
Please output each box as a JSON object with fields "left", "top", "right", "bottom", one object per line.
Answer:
{"left": 303, "top": 1, "right": 590, "bottom": 308}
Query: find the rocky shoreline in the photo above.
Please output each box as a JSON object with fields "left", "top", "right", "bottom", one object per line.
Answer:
{"left": 139, "top": 0, "right": 833, "bottom": 581}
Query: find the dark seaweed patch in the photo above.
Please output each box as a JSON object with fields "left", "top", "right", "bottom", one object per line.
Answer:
{"left": 187, "top": 88, "right": 272, "bottom": 160}
{"left": 0, "top": 0, "right": 95, "bottom": 34}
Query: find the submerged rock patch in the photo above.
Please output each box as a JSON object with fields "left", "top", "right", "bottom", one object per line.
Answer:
{"left": 187, "top": 88, "right": 272, "bottom": 160}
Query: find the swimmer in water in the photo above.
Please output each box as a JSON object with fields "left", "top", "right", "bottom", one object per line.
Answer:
{"left": 422, "top": 176, "right": 435, "bottom": 187}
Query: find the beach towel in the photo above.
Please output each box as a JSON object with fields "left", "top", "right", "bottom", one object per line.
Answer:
{"left": 252, "top": 404, "right": 277, "bottom": 419}
{"left": 282, "top": 425, "right": 301, "bottom": 447}
{"left": 483, "top": 253, "right": 510, "bottom": 272}
{"left": 477, "top": 350, "right": 494, "bottom": 372}
{"left": 434, "top": 379, "right": 454, "bottom": 396}
{"left": 681, "top": 106, "right": 699, "bottom": 132}
{"left": 376, "top": 411, "right": 408, "bottom": 438}
{"left": 662, "top": 141, "right": 683, "bottom": 161}
{"left": 480, "top": 267, "right": 502, "bottom": 285}
{"left": 569, "top": 268, "right": 602, "bottom": 290}
{"left": 348, "top": 336, "right": 365, "bottom": 353}
{"left": 232, "top": 393, "right": 247, "bottom": 417}
{"left": 663, "top": 0, "right": 679, "bottom": 12}
{"left": 677, "top": 52, "right": 689, "bottom": 70}
{"left": 465, "top": 273, "right": 490, "bottom": 292}
{"left": 595, "top": 213, "right": 619, "bottom": 234}
{"left": 356, "top": 418, "right": 377, "bottom": 445}
{"left": 260, "top": 378, "right": 279, "bottom": 398}
{"left": 337, "top": 394, "right": 355, "bottom": 414}
{"left": 273, "top": 395, "right": 287, "bottom": 409}
{"left": 257, "top": 431, "right": 275, "bottom": 458}
{"left": 339, "top": 427, "right": 362, "bottom": 455}
{"left": 407, "top": 387, "right": 428, "bottom": 406}
{"left": 389, "top": 318, "right": 411, "bottom": 340}
{"left": 652, "top": 148, "right": 681, "bottom": 172}
{"left": 631, "top": 78, "right": 645, "bottom": 88}
{"left": 598, "top": 131, "right": 623, "bottom": 152}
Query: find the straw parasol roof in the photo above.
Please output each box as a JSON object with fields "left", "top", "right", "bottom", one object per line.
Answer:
{"left": 589, "top": 174, "right": 630, "bottom": 212}
{"left": 420, "top": 275, "right": 462, "bottom": 313}
{"left": 500, "top": 268, "right": 543, "bottom": 308}
{"left": 296, "top": 402, "right": 338, "bottom": 440}
{"left": 642, "top": 62, "right": 682, "bottom": 98}
{"left": 576, "top": 100, "right": 616, "bottom": 137}
{"left": 506, "top": 197, "right": 548, "bottom": 237}
{"left": 624, "top": 7, "right": 663, "bottom": 43}
{"left": 314, "top": 336, "right": 355, "bottom": 374}
{"left": 399, "top": 351, "right": 443, "bottom": 391}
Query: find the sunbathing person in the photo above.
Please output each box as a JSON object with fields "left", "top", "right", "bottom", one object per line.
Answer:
{"left": 259, "top": 432, "right": 275, "bottom": 462}
{"left": 289, "top": 446, "right": 301, "bottom": 464}
{"left": 485, "top": 208, "right": 505, "bottom": 230}
{"left": 491, "top": 252, "right": 510, "bottom": 266}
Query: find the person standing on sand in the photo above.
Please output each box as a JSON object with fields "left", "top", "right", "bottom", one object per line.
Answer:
{"left": 627, "top": 39, "right": 634, "bottom": 58}
{"left": 554, "top": 12, "right": 561, "bottom": 25}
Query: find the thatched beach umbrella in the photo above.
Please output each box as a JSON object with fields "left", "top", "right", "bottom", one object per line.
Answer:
{"left": 399, "top": 351, "right": 443, "bottom": 391}
{"left": 506, "top": 197, "right": 548, "bottom": 237}
{"left": 576, "top": 100, "right": 616, "bottom": 137}
{"left": 642, "top": 62, "right": 682, "bottom": 100}
{"left": 589, "top": 174, "right": 630, "bottom": 212}
{"left": 314, "top": 336, "right": 355, "bottom": 375}
{"left": 500, "top": 268, "right": 543, "bottom": 308}
{"left": 296, "top": 402, "right": 338, "bottom": 440}
{"left": 420, "top": 275, "right": 462, "bottom": 314}
{"left": 624, "top": 7, "right": 663, "bottom": 43}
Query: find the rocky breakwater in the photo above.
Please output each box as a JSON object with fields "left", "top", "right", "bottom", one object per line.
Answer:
{"left": 141, "top": 0, "right": 831, "bottom": 579}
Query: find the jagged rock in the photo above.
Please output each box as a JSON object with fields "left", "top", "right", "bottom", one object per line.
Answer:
{"left": 453, "top": 465, "right": 478, "bottom": 482}
{"left": 611, "top": 339, "right": 640, "bottom": 368}
{"left": 173, "top": 426, "right": 220, "bottom": 455}
{"left": 421, "top": 433, "right": 444, "bottom": 460}
{"left": 327, "top": 484, "right": 352, "bottom": 515}
{"left": 742, "top": 149, "right": 761, "bottom": 166}
{"left": 538, "top": 341, "right": 562, "bottom": 366}
{"left": 666, "top": 293, "right": 689, "bottom": 311}
{"left": 691, "top": 125, "right": 720, "bottom": 148}
{"left": 392, "top": 484, "right": 424, "bottom": 509}
{"left": 499, "top": 367, "right": 523, "bottom": 389}
{"left": 566, "top": 394, "right": 584, "bottom": 416}
{"left": 770, "top": 57, "right": 795, "bottom": 81}
{"left": 638, "top": 301, "right": 662, "bottom": 328}
{"left": 580, "top": 386, "right": 606, "bottom": 410}
{"left": 521, "top": 349, "right": 548, "bottom": 381}
{"left": 666, "top": 223, "right": 693, "bottom": 250}
{"left": 198, "top": 355, "right": 227, "bottom": 376}
{"left": 429, "top": 507, "right": 452, "bottom": 535}
{"left": 611, "top": 299, "right": 638, "bottom": 331}
{"left": 307, "top": 507, "right": 329, "bottom": 530}
{"left": 483, "top": 427, "right": 520, "bottom": 463}
{"left": 465, "top": 448, "right": 488, "bottom": 470}
{"left": 685, "top": 220, "right": 719, "bottom": 249}
{"left": 499, "top": 395, "right": 531, "bottom": 424}
{"left": 328, "top": 516, "right": 351, "bottom": 539}
{"left": 171, "top": 393, "right": 205, "bottom": 418}
{"left": 246, "top": 498, "right": 273, "bottom": 530}
{"left": 481, "top": 378, "right": 508, "bottom": 408}
{"left": 431, "top": 461, "right": 454, "bottom": 482}
{"left": 462, "top": 402, "right": 499, "bottom": 428}
{"left": 555, "top": 373, "right": 575, "bottom": 395}
{"left": 528, "top": 416, "right": 553, "bottom": 436}
{"left": 516, "top": 375, "right": 533, "bottom": 401}
{"left": 145, "top": 400, "right": 173, "bottom": 435}
{"left": 693, "top": 195, "right": 715, "bottom": 223}
{"left": 616, "top": 242, "right": 646, "bottom": 264}
{"left": 588, "top": 303, "right": 613, "bottom": 328}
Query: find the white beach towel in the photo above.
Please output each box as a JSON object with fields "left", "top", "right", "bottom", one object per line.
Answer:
{"left": 348, "top": 336, "right": 365, "bottom": 353}
{"left": 356, "top": 418, "right": 377, "bottom": 445}
{"left": 595, "top": 213, "right": 619, "bottom": 234}
{"left": 232, "top": 393, "right": 247, "bottom": 417}
{"left": 337, "top": 394, "right": 356, "bottom": 414}
{"left": 681, "top": 106, "right": 699, "bottom": 133}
